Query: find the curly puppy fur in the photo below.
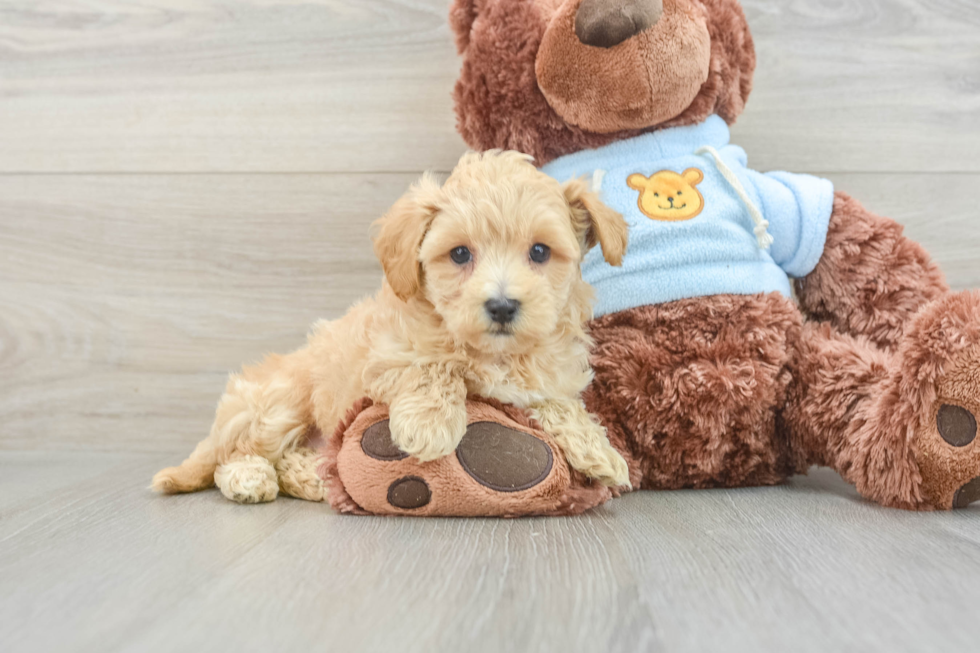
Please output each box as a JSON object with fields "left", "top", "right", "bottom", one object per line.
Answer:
{"left": 152, "top": 151, "right": 631, "bottom": 503}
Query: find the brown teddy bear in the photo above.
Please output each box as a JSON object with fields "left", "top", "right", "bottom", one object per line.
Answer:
{"left": 325, "top": 0, "right": 980, "bottom": 514}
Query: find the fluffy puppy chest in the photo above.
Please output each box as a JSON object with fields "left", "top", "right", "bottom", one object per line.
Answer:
{"left": 463, "top": 344, "right": 593, "bottom": 408}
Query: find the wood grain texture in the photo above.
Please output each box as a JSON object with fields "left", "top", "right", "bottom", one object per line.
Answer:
{"left": 735, "top": 0, "right": 980, "bottom": 172}
{"left": 0, "top": 0, "right": 467, "bottom": 173}
{"left": 2, "top": 455, "right": 980, "bottom": 653}
{"left": 0, "top": 0, "right": 978, "bottom": 173}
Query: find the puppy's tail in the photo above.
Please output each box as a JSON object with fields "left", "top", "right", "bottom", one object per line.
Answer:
{"left": 151, "top": 439, "right": 218, "bottom": 494}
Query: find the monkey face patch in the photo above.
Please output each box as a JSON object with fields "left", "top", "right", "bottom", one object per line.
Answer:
{"left": 627, "top": 168, "right": 705, "bottom": 222}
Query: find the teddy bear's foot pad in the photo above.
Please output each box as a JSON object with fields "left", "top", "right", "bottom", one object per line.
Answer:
{"left": 387, "top": 475, "right": 432, "bottom": 509}
{"left": 954, "top": 476, "right": 980, "bottom": 509}
{"left": 937, "top": 405, "right": 977, "bottom": 448}
{"left": 321, "top": 398, "right": 609, "bottom": 517}
{"left": 361, "top": 421, "right": 409, "bottom": 461}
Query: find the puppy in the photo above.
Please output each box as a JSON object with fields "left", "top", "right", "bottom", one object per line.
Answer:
{"left": 152, "top": 150, "right": 630, "bottom": 504}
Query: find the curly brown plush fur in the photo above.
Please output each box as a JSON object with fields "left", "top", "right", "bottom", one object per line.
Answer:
{"left": 584, "top": 293, "right": 799, "bottom": 491}
{"left": 783, "top": 292, "right": 980, "bottom": 510}
{"left": 796, "top": 192, "right": 949, "bottom": 352}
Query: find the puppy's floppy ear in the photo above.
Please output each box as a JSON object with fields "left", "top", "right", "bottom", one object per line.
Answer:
{"left": 563, "top": 178, "right": 628, "bottom": 267}
{"left": 372, "top": 173, "right": 442, "bottom": 301}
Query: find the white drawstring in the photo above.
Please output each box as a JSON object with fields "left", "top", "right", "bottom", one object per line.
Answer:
{"left": 592, "top": 168, "right": 606, "bottom": 193}
{"left": 695, "top": 146, "right": 773, "bottom": 250}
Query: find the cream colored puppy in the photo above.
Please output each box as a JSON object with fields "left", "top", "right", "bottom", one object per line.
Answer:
{"left": 152, "top": 151, "right": 630, "bottom": 504}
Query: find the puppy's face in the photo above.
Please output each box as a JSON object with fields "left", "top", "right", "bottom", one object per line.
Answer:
{"left": 374, "top": 151, "right": 627, "bottom": 354}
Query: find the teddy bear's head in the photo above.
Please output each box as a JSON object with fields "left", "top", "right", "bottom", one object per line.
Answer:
{"left": 451, "top": 0, "right": 755, "bottom": 165}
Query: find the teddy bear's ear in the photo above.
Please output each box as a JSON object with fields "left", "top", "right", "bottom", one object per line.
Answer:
{"left": 563, "top": 178, "right": 628, "bottom": 267}
{"left": 449, "top": 0, "right": 480, "bottom": 54}
{"left": 372, "top": 174, "right": 443, "bottom": 301}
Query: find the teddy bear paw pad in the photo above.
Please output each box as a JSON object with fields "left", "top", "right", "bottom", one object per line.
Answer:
{"left": 361, "top": 420, "right": 409, "bottom": 461}
{"left": 387, "top": 476, "right": 432, "bottom": 509}
{"left": 953, "top": 476, "right": 980, "bottom": 509}
{"left": 937, "top": 404, "right": 977, "bottom": 448}
{"left": 456, "top": 422, "right": 553, "bottom": 492}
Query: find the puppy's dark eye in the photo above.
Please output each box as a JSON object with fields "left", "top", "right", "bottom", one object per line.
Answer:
{"left": 654, "top": 193, "right": 659, "bottom": 197}
{"left": 450, "top": 246, "right": 472, "bottom": 265}
{"left": 677, "top": 191, "right": 683, "bottom": 196}
{"left": 529, "top": 243, "right": 551, "bottom": 264}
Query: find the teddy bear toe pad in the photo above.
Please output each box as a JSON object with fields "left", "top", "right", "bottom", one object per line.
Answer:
{"left": 936, "top": 405, "right": 977, "bottom": 448}
{"left": 953, "top": 476, "right": 980, "bottom": 509}
{"left": 386, "top": 476, "right": 432, "bottom": 509}
{"left": 360, "top": 420, "right": 409, "bottom": 461}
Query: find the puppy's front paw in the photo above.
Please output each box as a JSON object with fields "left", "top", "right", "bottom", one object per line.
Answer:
{"left": 567, "top": 440, "right": 631, "bottom": 489}
{"left": 389, "top": 401, "right": 467, "bottom": 462}
{"left": 591, "top": 444, "right": 631, "bottom": 488}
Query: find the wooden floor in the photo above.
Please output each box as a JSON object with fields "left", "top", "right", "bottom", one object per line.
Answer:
{"left": 1, "top": 1, "right": 979, "bottom": 651}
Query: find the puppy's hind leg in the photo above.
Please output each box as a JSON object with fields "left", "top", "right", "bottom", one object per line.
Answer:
{"left": 152, "top": 357, "right": 312, "bottom": 504}
{"left": 215, "top": 455, "right": 279, "bottom": 504}
{"left": 210, "top": 372, "right": 311, "bottom": 504}
{"left": 276, "top": 448, "right": 326, "bottom": 502}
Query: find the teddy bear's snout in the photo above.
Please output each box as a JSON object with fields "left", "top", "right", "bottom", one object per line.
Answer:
{"left": 575, "top": 0, "right": 664, "bottom": 48}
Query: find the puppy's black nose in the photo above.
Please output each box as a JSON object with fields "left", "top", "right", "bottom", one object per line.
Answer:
{"left": 485, "top": 298, "right": 521, "bottom": 325}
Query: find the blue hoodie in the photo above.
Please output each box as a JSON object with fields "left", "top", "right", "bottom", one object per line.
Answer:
{"left": 542, "top": 116, "right": 835, "bottom": 318}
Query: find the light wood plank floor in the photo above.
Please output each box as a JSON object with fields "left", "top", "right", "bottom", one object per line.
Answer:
{"left": 2, "top": 1, "right": 979, "bottom": 651}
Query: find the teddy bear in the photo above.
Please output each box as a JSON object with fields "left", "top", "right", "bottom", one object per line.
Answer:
{"left": 323, "top": 0, "right": 980, "bottom": 515}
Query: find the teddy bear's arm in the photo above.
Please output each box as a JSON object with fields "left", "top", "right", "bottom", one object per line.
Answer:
{"left": 794, "top": 191, "right": 949, "bottom": 352}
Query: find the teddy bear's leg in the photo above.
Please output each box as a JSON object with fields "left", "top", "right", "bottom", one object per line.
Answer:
{"left": 782, "top": 292, "right": 980, "bottom": 510}
{"left": 584, "top": 293, "right": 802, "bottom": 490}
{"left": 795, "top": 191, "right": 949, "bottom": 352}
